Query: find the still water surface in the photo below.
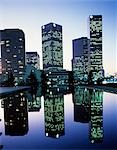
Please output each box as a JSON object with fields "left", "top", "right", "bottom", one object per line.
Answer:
{"left": 0, "top": 86, "right": 117, "bottom": 149}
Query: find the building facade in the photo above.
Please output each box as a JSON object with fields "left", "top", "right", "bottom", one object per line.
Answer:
{"left": 42, "top": 23, "right": 63, "bottom": 70}
{"left": 0, "top": 29, "right": 25, "bottom": 82}
{"left": 26, "top": 52, "right": 40, "bottom": 69}
{"left": 72, "top": 37, "right": 90, "bottom": 82}
{"left": 89, "top": 15, "right": 104, "bottom": 81}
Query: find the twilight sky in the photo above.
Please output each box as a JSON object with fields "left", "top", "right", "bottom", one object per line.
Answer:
{"left": 0, "top": 0, "right": 117, "bottom": 74}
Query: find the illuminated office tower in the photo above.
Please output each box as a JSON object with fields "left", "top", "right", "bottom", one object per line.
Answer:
{"left": 89, "top": 89, "right": 103, "bottom": 143}
{"left": 26, "top": 52, "right": 40, "bottom": 69}
{"left": 42, "top": 23, "right": 63, "bottom": 70}
{"left": 3, "top": 92, "right": 28, "bottom": 136}
{"left": 44, "top": 93, "right": 64, "bottom": 138}
{"left": 89, "top": 15, "right": 104, "bottom": 81}
{"left": 72, "top": 37, "right": 90, "bottom": 82}
{"left": 0, "top": 29, "right": 25, "bottom": 82}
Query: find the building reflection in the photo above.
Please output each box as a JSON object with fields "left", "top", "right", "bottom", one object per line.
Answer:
{"left": 44, "top": 87, "right": 65, "bottom": 138}
{"left": 89, "top": 89, "right": 103, "bottom": 143}
{"left": 0, "top": 118, "right": 3, "bottom": 149}
{"left": 2, "top": 92, "right": 29, "bottom": 136}
{"left": 72, "top": 86, "right": 103, "bottom": 143}
{"left": 73, "top": 86, "right": 90, "bottom": 123}
{"left": 25, "top": 86, "right": 42, "bottom": 112}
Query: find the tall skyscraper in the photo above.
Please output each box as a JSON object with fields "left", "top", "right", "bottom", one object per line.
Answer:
{"left": 26, "top": 52, "right": 40, "bottom": 69}
{"left": 0, "top": 29, "right": 25, "bottom": 82}
{"left": 42, "top": 23, "right": 63, "bottom": 70}
{"left": 89, "top": 15, "right": 103, "bottom": 81}
{"left": 72, "top": 37, "right": 90, "bottom": 82}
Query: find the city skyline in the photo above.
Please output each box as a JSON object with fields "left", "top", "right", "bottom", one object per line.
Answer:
{"left": 0, "top": 0, "right": 116, "bottom": 74}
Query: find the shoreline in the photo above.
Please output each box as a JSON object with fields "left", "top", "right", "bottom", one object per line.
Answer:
{"left": 78, "top": 85, "right": 117, "bottom": 94}
{"left": 0, "top": 86, "right": 30, "bottom": 98}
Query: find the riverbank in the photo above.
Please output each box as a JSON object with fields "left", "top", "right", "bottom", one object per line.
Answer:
{"left": 0, "top": 86, "right": 30, "bottom": 97}
{"left": 79, "top": 84, "right": 117, "bottom": 94}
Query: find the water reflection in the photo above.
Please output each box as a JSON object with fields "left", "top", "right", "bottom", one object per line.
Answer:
{"left": 25, "top": 86, "right": 42, "bottom": 112}
{"left": 44, "top": 88, "right": 65, "bottom": 138}
{"left": 73, "top": 86, "right": 103, "bottom": 143}
{"left": 1, "top": 92, "right": 28, "bottom": 136}
{"left": 73, "top": 87, "right": 90, "bottom": 123}
{"left": 0, "top": 85, "right": 108, "bottom": 148}
{"left": 0, "top": 118, "right": 3, "bottom": 149}
{"left": 89, "top": 89, "right": 103, "bottom": 143}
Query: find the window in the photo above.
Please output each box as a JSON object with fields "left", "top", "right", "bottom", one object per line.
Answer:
{"left": 6, "top": 49, "right": 10, "bottom": 52}
{"left": 6, "top": 44, "right": 10, "bottom": 47}
{"left": 19, "top": 66, "right": 23, "bottom": 68}
{"left": 13, "top": 55, "right": 17, "bottom": 58}
{"left": 19, "top": 38, "right": 23, "bottom": 41}
{"left": 14, "top": 70, "right": 17, "bottom": 73}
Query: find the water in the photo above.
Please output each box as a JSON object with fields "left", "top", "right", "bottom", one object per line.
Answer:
{"left": 0, "top": 86, "right": 117, "bottom": 149}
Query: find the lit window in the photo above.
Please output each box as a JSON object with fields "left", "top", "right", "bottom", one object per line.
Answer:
{"left": 0, "top": 41, "right": 5, "bottom": 45}
{"left": 56, "top": 134, "right": 59, "bottom": 138}
{"left": 13, "top": 55, "right": 17, "bottom": 58}
{"left": 6, "top": 40, "right": 10, "bottom": 43}
{"left": 19, "top": 46, "right": 23, "bottom": 48}
{"left": 19, "top": 72, "right": 22, "bottom": 74}
{"left": 19, "top": 66, "right": 23, "bottom": 68}
{"left": 6, "top": 49, "right": 10, "bottom": 52}
{"left": 8, "top": 68, "right": 11, "bottom": 71}
{"left": 14, "top": 70, "right": 17, "bottom": 73}
{"left": 6, "top": 44, "right": 10, "bottom": 47}
{"left": 53, "top": 23, "right": 56, "bottom": 27}
{"left": 42, "top": 26, "right": 45, "bottom": 29}
{"left": 46, "top": 133, "right": 48, "bottom": 136}
{"left": 19, "top": 38, "right": 23, "bottom": 41}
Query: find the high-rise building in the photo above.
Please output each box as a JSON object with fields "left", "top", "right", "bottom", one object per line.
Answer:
{"left": 26, "top": 52, "right": 40, "bottom": 69}
{"left": 72, "top": 37, "right": 90, "bottom": 82}
{"left": 89, "top": 15, "right": 104, "bottom": 81}
{"left": 42, "top": 23, "right": 63, "bottom": 70}
{"left": 0, "top": 29, "right": 25, "bottom": 82}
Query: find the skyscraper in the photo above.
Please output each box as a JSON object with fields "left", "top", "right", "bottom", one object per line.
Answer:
{"left": 42, "top": 23, "right": 63, "bottom": 70}
{"left": 89, "top": 15, "right": 104, "bottom": 81}
{"left": 72, "top": 37, "right": 90, "bottom": 82}
{"left": 26, "top": 52, "right": 40, "bottom": 69}
{"left": 0, "top": 29, "right": 25, "bottom": 82}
